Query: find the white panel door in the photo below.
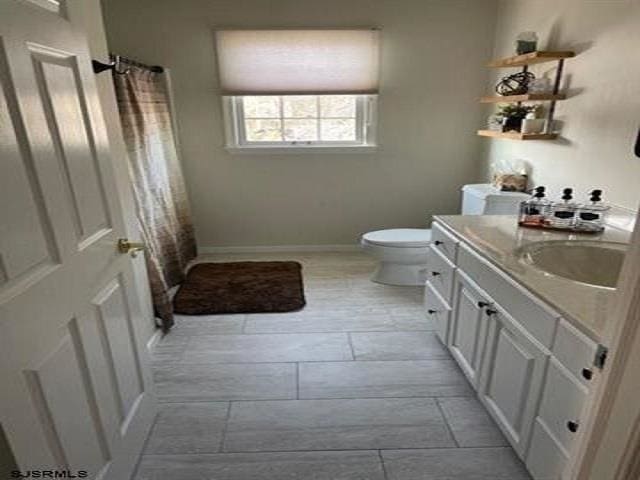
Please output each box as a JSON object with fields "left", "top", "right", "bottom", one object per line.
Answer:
{"left": 478, "top": 308, "right": 549, "bottom": 458}
{"left": 448, "top": 271, "right": 490, "bottom": 388}
{"left": 0, "top": 3, "right": 156, "bottom": 480}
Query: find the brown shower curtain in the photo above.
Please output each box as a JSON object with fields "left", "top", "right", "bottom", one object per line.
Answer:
{"left": 113, "top": 57, "right": 196, "bottom": 331}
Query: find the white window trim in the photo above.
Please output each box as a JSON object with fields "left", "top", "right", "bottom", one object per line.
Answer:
{"left": 222, "top": 95, "right": 378, "bottom": 154}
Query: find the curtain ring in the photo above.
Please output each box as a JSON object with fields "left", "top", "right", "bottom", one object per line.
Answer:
{"left": 114, "top": 55, "right": 130, "bottom": 75}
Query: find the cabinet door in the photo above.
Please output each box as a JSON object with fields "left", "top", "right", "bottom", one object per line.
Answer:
{"left": 526, "top": 419, "right": 568, "bottom": 480}
{"left": 479, "top": 308, "right": 549, "bottom": 458}
{"left": 449, "top": 271, "right": 490, "bottom": 388}
{"left": 536, "top": 359, "right": 588, "bottom": 453}
{"left": 526, "top": 359, "right": 588, "bottom": 479}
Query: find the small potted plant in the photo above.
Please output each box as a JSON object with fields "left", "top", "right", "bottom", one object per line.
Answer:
{"left": 494, "top": 104, "right": 540, "bottom": 132}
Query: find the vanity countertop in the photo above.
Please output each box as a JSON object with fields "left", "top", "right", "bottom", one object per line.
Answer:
{"left": 434, "top": 214, "right": 632, "bottom": 342}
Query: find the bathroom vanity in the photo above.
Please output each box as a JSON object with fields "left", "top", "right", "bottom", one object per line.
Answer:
{"left": 425, "top": 215, "right": 630, "bottom": 480}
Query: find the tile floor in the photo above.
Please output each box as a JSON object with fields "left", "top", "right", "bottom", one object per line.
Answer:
{"left": 137, "top": 252, "right": 532, "bottom": 479}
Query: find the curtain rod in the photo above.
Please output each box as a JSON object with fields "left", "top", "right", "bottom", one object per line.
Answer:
{"left": 92, "top": 54, "right": 164, "bottom": 75}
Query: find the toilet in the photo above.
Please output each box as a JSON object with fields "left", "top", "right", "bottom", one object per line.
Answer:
{"left": 361, "top": 184, "right": 529, "bottom": 285}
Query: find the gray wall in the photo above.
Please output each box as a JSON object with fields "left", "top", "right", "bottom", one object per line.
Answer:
{"left": 485, "top": 0, "right": 640, "bottom": 210}
{"left": 101, "top": 0, "right": 498, "bottom": 248}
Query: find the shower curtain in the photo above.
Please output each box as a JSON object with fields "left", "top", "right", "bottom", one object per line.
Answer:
{"left": 112, "top": 57, "right": 197, "bottom": 331}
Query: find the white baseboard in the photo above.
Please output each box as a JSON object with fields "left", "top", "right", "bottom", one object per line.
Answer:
{"left": 198, "top": 244, "right": 361, "bottom": 254}
{"left": 146, "top": 328, "right": 163, "bottom": 352}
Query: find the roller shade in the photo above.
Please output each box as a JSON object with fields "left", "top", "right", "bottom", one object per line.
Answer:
{"left": 215, "top": 29, "right": 380, "bottom": 95}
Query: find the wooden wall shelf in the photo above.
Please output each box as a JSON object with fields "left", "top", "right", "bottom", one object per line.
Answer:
{"left": 480, "top": 93, "right": 566, "bottom": 104}
{"left": 478, "top": 50, "right": 575, "bottom": 140}
{"left": 477, "top": 130, "right": 558, "bottom": 141}
{"left": 488, "top": 51, "right": 575, "bottom": 68}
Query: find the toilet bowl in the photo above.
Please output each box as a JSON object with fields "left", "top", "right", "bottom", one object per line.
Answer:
{"left": 361, "top": 184, "right": 530, "bottom": 286}
{"left": 361, "top": 229, "right": 432, "bottom": 286}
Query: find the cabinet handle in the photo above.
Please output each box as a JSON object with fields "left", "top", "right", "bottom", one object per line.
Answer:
{"left": 582, "top": 368, "right": 593, "bottom": 381}
{"left": 485, "top": 309, "right": 498, "bottom": 316}
{"left": 434, "top": 240, "right": 444, "bottom": 246}
{"left": 567, "top": 421, "right": 579, "bottom": 433}
{"left": 431, "top": 271, "right": 441, "bottom": 277}
{"left": 427, "top": 309, "right": 438, "bottom": 315}
{"left": 478, "top": 301, "right": 490, "bottom": 308}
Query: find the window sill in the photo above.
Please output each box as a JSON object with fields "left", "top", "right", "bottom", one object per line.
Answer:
{"left": 224, "top": 145, "right": 378, "bottom": 155}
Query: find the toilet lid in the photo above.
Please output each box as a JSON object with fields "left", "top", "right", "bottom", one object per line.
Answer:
{"left": 363, "top": 229, "right": 432, "bottom": 247}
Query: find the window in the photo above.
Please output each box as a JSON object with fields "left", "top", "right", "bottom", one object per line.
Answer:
{"left": 225, "top": 94, "right": 376, "bottom": 150}
{"left": 215, "top": 29, "right": 380, "bottom": 152}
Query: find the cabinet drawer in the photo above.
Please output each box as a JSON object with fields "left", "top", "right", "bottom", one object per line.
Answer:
{"left": 426, "top": 245, "right": 456, "bottom": 303}
{"left": 457, "top": 242, "right": 559, "bottom": 348}
{"left": 432, "top": 221, "right": 459, "bottom": 263}
{"left": 424, "top": 281, "right": 451, "bottom": 345}
{"left": 553, "top": 319, "right": 598, "bottom": 387}
{"left": 527, "top": 418, "right": 568, "bottom": 480}
{"left": 537, "top": 359, "right": 588, "bottom": 453}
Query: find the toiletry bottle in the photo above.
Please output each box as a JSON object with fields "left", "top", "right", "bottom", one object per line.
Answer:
{"left": 576, "top": 189, "right": 609, "bottom": 232}
{"left": 518, "top": 186, "right": 550, "bottom": 227}
{"left": 549, "top": 188, "right": 577, "bottom": 229}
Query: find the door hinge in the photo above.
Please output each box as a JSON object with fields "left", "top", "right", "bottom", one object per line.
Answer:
{"left": 594, "top": 344, "right": 608, "bottom": 370}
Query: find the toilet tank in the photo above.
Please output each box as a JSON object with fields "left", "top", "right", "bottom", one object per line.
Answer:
{"left": 461, "top": 184, "right": 529, "bottom": 215}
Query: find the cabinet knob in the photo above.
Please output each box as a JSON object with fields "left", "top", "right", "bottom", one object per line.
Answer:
{"left": 432, "top": 271, "right": 441, "bottom": 277}
{"left": 567, "top": 421, "right": 579, "bottom": 433}
{"left": 427, "top": 309, "right": 438, "bottom": 315}
{"left": 434, "top": 240, "right": 444, "bottom": 246}
{"left": 478, "top": 301, "right": 489, "bottom": 308}
{"left": 485, "top": 309, "right": 498, "bottom": 316}
{"left": 582, "top": 368, "right": 593, "bottom": 381}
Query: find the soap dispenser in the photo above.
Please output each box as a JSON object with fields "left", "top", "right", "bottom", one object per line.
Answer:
{"left": 576, "top": 189, "right": 609, "bottom": 232}
{"left": 519, "top": 186, "right": 550, "bottom": 227}
{"left": 548, "top": 188, "right": 577, "bottom": 229}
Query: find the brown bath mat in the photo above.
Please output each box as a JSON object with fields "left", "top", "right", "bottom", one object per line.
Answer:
{"left": 173, "top": 261, "right": 306, "bottom": 315}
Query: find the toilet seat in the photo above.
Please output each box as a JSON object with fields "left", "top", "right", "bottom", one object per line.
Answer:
{"left": 362, "top": 229, "right": 432, "bottom": 248}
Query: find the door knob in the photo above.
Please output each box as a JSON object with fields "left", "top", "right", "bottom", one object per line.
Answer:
{"left": 117, "top": 238, "right": 146, "bottom": 257}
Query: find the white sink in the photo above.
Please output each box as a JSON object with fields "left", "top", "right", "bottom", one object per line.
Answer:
{"left": 517, "top": 240, "right": 627, "bottom": 289}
